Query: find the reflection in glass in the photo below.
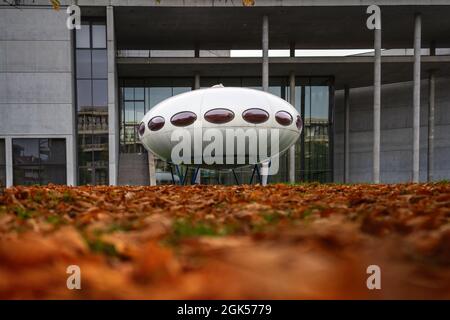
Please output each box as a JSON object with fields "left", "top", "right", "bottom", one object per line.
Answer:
{"left": 124, "top": 88, "right": 134, "bottom": 101}
{"left": 135, "top": 101, "right": 145, "bottom": 123}
{"left": 173, "top": 87, "right": 191, "bottom": 96}
{"left": 303, "top": 84, "right": 330, "bottom": 182}
{"left": 124, "top": 102, "right": 134, "bottom": 124}
{"left": 92, "top": 50, "right": 107, "bottom": 78}
{"left": 76, "top": 50, "right": 91, "bottom": 78}
{"left": 149, "top": 87, "right": 172, "bottom": 108}
{"left": 135, "top": 88, "right": 145, "bottom": 101}
{"left": 93, "top": 80, "right": 108, "bottom": 107}
{"left": 92, "top": 24, "right": 106, "bottom": 48}
{"left": 76, "top": 24, "right": 90, "bottom": 48}
{"left": 76, "top": 80, "right": 92, "bottom": 110}
{"left": 75, "top": 20, "right": 109, "bottom": 185}
{"left": 12, "top": 138, "right": 66, "bottom": 186}
{"left": 13, "top": 139, "right": 39, "bottom": 165}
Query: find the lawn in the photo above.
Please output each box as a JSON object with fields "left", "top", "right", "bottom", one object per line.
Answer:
{"left": 0, "top": 183, "right": 449, "bottom": 299}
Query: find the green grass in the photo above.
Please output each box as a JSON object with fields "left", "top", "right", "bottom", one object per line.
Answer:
{"left": 14, "top": 206, "right": 33, "bottom": 220}
{"left": 86, "top": 238, "right": 119, "bottom": 257}
{"left": 165, "top": 219, "right": 235, "bottom": 246}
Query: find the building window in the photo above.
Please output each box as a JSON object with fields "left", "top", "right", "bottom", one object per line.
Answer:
{"left": 0, "top": 139, "right": 5, "bottom": 187}
{"left": 12, "top": 139, "right": 66, "bottom": 186}
{"left": 75, "top": 20, "right": 109, "bottom": 185}
{"left": 301, "top": 79, "right": 333, "bottom": 182}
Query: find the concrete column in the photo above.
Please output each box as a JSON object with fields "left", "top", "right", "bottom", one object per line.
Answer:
{"left": 430, "top": 40, "right": 436, "bottom": 56}
{"left": 66, "top": 135, "right": 75, "bottom": 186}
{"left": 262, "top": 15, "right": 269, "bottom": 92}
{"left": 290, "top": 42, "right": 295, "bottom": 58}
{"left": 413, "top": 13, "right": 422, "bottom": 183}
{"left": 5, "top": 137, "right": 12, "bottom": 187}
{"left": 194, "top": 73, "right": 200, "bottom": 90}
{"left": 194, "top": 72, "right": 201, "bottom": 184}
{"left": 107, "top": 6, "right": 118, "bottom": 185}
{"left": 344, "top": 85, "right": 350, "bottom": 183}
{"left": 373, "top": 27, "right": 381, "bottom": 183}
{"left": 289, "top": 72, "right": 296, "bottom": 184}
{"left": 194, "top": 44, "right": 200, "bottom": 58}
{"left": 261, "top": 15, "right": 269, "bottom": 185}
{"left": 427, "top": 71, "right": 435, "bottom": 182}
{"left": 148, "top": 152, "right": 157, "bottom": 186}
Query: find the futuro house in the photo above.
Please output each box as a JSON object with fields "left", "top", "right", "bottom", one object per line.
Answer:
{"left": 139, "top": 86, "right": 302, "bottom": 168}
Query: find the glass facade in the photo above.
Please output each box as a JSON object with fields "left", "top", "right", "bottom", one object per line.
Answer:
{"left": 119, "top": 76, "right": 333, "bottom": 184}
{"left": 0, "top": 139, "right": 5, "bottom": 187}
{"left": 12, "top": 139, "right": 66, "bottom": 186}
{"left": 302, "top": 80, "right": 333, "bottom": 182}
{"left": 75, "top": 20, "right": 109, "bottom": 185}
{"left": 120, "top": 79, "right": 192, "bottom": 154}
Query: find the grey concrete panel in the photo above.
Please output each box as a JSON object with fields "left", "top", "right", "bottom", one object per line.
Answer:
{"left": 349, "top": 109, "right": 373, "bottom": 132}
{"left": 0, "top": 8, "right": 69, "bottom": 41}
{"left": 381, "top": 170, "right": 412, "bottom": 183}
{"left": 3, "top": 40, "right": 71, "bottom": 72}
{"left": 334, "top": 77, "right": 450, "bottom": 182}
{"left": 349, "top": 152, "right": 372, "bottom": 171}
{"left": 0, "top": 73, "right": 6, "bottom": 102}
{"left": 381, "top": 150, "right": 413, "bottom": 172}
{"left": 0, "top": 42, "right": 5, "bottom": 72}
{"left": 349, "top": 131, "right": 372, "bottom": 153}
{"left": 435, "top": 125, "right": 450, "bottom": 148}
{"left": 434, "top": 147, "right": 450, "bottom": 171}
{"left": 0, "top": 103, "right": 73, "bottom": 135}
{"left": 2, "top": 73, "right": 72, "bottom": 104}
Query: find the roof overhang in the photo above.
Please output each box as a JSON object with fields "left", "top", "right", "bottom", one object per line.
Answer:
{"left": 108, "top": 5, "right": 450, "bottom": 50}
{"left": 117, "top": 55, "right": 450, "bottom": 89}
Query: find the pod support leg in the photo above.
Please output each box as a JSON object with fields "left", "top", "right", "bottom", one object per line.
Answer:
{"left": 169, "top": 164, "right": 176, "bottom": 184}
{"left": 249, "top": 164, "right": 262, "bottom": 184}
{"left": 232, "top": 169, "right": 240, "bottom": 185}
{"left": 191, "top": 167, "right": 200, "bottom": 185}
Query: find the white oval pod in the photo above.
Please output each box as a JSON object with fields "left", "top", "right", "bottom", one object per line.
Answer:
{"left": 139, "top": 86, "right": 302, "bottom": 168}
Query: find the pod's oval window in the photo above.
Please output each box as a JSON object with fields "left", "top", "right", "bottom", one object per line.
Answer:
{"left": 138, "top": 122, "right": 146, "bottom": 136}
{"left": 242, "top": 108, "right": 269, "bottom": 124}
{"left": 275, "top": 111, "right": 293, "bottom": 126}
{"left": 296, "top": 115, "right": 303, "bottom": 130}
{"left": 148, "top": 116, "right": 165, "bottom": 131}
{"left": 170, "top": 111, "right": 197, "bottom": 127}
{"left": 204, "top": 108, "right": 235, "bottom": 124}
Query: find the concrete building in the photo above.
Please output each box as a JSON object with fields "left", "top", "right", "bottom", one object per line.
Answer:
{"left": 1, "top": 0, "right": 450, "bottom": 187}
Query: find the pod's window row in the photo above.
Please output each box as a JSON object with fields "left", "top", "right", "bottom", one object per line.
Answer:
{"left": 139, "top": 109, "right": 301, "bottom": 136}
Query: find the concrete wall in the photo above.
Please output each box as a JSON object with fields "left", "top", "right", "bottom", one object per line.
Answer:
{"left": 334, "top": 77, "right": 450, "bottom": 183}
{"left": 0, "top": 7, "right": 75, "bottom": 186}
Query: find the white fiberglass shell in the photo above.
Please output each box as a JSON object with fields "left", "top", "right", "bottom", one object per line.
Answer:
{"left": 139, "top": 86, "right": 302, "bottom": 168}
